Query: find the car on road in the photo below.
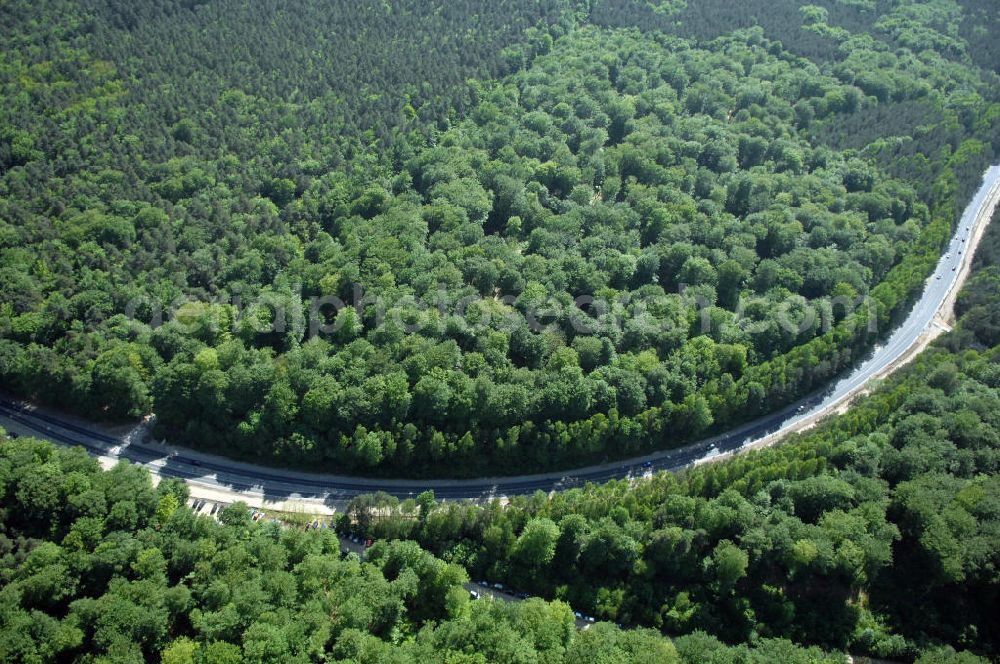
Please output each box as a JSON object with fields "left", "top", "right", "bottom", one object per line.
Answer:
{"left": 493, "top": 583, "right": 504, "bottom": 591}
{"left": 478, "top": 581, "right": 489, "bottom": 588}
{"left": 469, "top": 590, "right": 480, "bottom": 600}
{"left": 642, "top": 461, "right": 653, "bottom": 469}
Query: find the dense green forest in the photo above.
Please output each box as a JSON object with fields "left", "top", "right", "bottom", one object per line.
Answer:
{"left": 6, "top": 301, "right": 1000, "bottom": 664}
{"left": 1, "top": 0, "right": 998, "bottom": 475}
{"left": 4, "top": 1, "right": 1000, "bottom": 662}
{"left": 4, "top": 213, "right": 999, "bottom": 664}
{"left": 0, "top": 432, "right": 913, "bottom": 663}
{"left": 343, "top": 205, "right": 1000, "bottom": 661}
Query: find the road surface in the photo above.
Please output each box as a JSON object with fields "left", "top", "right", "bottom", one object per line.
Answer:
{"left": 2, "top": 165, "right": 999, "bottom": 512}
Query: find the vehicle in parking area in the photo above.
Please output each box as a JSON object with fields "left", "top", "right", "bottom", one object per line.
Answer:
{"left": 516, "top": 591, "right": 528, "bottom": 600}
{"left": 493, "top": 583, "right": 504, "bottom": 591}
{"left": 478, "top": 581, "right": 489, "bottom": 588}
{"left": 642, "top": 460, "right": 653, "bottom": 469}
{"left": 469, "top": 590, "right": 480, "bottom": 600}
{"left": 574, "top": 612, "right": 583, "bottom": 619}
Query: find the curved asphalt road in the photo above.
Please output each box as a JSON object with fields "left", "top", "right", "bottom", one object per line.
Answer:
{"left": 2, "top": 165, "right": 999, "bottom": 507}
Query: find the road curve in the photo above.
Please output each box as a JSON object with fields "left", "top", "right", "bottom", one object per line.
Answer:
{"left": 2, "top": 165, "right": 999, "bottom": 510}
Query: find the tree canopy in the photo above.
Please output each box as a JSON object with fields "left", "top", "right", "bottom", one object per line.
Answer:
{"left": 1, "top": 0, "right": 998, "bottom": 475}
{"left": 343, "top": 208, "right": 1000, "bottom": 661}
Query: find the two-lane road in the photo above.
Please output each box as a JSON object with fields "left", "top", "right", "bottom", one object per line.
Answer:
{"left": 3, "top": 165, "right": 999, "bottom": 511}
